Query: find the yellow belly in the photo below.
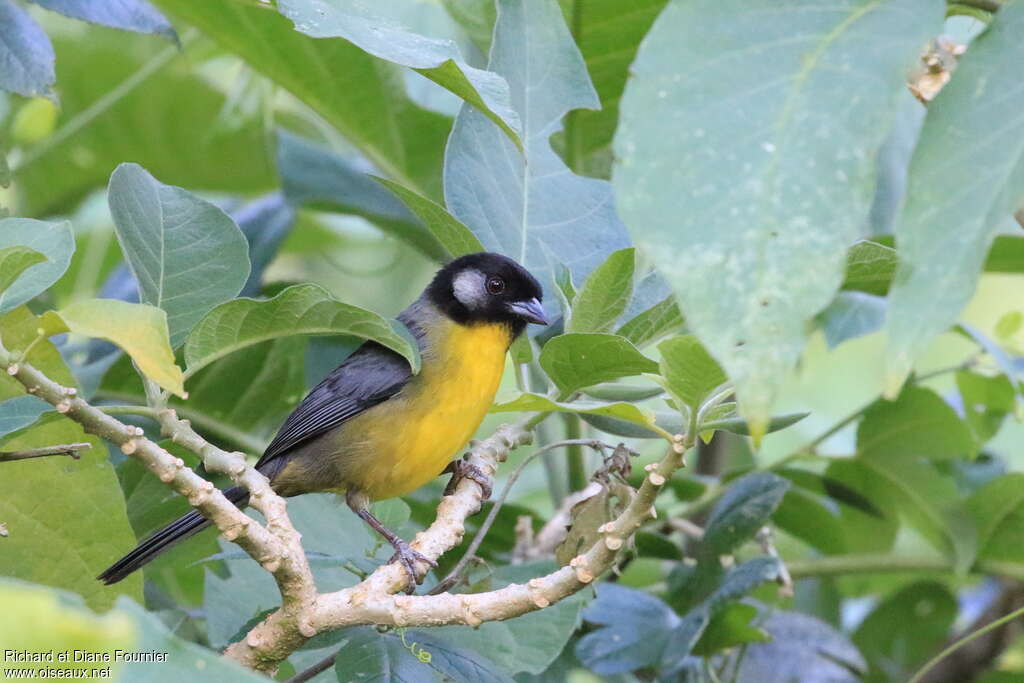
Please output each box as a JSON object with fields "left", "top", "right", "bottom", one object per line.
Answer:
{"left": 338, "top": 320, "right": 511, "bottom": 500}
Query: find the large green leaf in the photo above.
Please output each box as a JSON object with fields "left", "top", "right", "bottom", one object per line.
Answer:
{"left": 154, "top": 0, "right": 451, "bottom": 198}
{"left": 107, "top": 162, "right": 250, "bottom": 348}
{"left": 568, "top": 247, "right": 635, "bottom": 334}
{"left": 614, "top": 0, "right": 942, "bottom": 436}
{"left": 375, "top": 176, "right": 485, "bottom": 259}
{"left": 616, "top": 295, "right": 684, "bottom": 348}
{"left": 444, "top": 0, "right": 631, "bottom": 305}
{"left": 0, "top": 246, "right": 45, "bottom": 299}
{"left": 886, "top": 2, "right": 1024, "bottom": 393}
{"left": 856, "top": 386, "right": 973, "bottom": 462}
{"left": 702, "top": 473, "right": 789, "bottom": 557}
{"left": 490, "top": 391, "right": 656, "bottom": 432}
{"left": 0, "top": 0, "right": 53, "bottom": 97}
{"left": 0, "top": 307, "right": 143, "bottom": 610}
{"left": 0, "top": 218, "right": 74, "bottom": 313}
{"left": 277, "top": 0, "right": 521, "bottom": 148}
{"left": 815, "top": 291, "right": 887, "bottom": 349}
{"left": 966, "top": 474, "right": 1024, "bottom": 564}
{"left": 276, "top": 132, "right": 447, "bottom": 261}
{"left": 736, "top": 609, "right": 865, "bottom": 683}
{"left": 558, "top": 0, "right": 667, "bottom": 176}
{"left": 183, "top": 283, "right": 419, "bottom": 378}
{"left": 539, "top": 333, "right": 657, "bottom": 396}
{"left": 13, "top": 30, "right": 276, "bottom": 217}
{"left": 42, "top": 299, "right": 184, "bottom": 396}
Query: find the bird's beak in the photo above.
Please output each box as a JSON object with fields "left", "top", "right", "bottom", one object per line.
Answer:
{"left": 508, "top": 298, "right": 549, "bottom": 325}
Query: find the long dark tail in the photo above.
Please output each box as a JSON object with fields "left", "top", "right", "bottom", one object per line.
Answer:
{"left": 98, "top": 486, "right": 250, "bottom": 585}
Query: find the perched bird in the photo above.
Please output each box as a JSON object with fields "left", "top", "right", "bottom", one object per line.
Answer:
{"left": 99, "top": 252, "right": 547, "bottom": 589}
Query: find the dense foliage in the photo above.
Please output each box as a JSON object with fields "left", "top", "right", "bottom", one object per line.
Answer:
{"left": 2, "top": 0, "right": 1024, "bottom": 681}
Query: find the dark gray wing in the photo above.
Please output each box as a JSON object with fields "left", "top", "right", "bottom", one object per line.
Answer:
{"left": 256, "top": 341, "right": 413, "bottom": 469}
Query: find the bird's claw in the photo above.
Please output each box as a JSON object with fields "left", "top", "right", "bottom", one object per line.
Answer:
{"left": 388, "top": 541, "right": 437, "bottom": 594}
{"left": 443, "top": 459, "right": 492, "bottom": 500}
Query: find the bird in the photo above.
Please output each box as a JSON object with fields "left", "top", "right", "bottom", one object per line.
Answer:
{"left": 98, "top": 252, "right": 548, "bottom": 590}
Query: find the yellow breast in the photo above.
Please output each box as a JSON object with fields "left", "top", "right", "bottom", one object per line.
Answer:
{"left": 340, "top": 319, "right": 511, "bottom": 500}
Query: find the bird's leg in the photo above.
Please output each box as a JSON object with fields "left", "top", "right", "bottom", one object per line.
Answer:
{"left": 345, "top": 490, "right": 436, "bottom": 594}
{"left": 442, "top": 458, "right": 492, "bottom": 499}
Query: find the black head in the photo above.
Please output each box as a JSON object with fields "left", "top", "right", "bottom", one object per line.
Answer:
{"left": 425, "top": 252, "right": 548, "bottom": 335}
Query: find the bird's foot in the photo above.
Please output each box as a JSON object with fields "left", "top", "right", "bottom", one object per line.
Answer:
{"left": 388, "top": 540, "right": 437, "bottom": 594}
{"left": 443, "top": 459, "right": 492, "bottom": 499}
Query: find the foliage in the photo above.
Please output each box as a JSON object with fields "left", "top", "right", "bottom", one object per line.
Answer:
{"left": 2, "top": 0, "right": 1024, "bottom": 681}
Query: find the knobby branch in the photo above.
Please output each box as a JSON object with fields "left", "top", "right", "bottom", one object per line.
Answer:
{"left": 0, "top": 337, "right": 691, "bottom": 674}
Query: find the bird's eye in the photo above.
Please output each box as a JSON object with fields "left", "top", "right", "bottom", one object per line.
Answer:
{"left": 486, "top": 276, "right": 505, "bottom": 295}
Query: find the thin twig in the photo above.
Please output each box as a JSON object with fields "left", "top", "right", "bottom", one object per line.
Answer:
{"left": 756, "top": 526, "right": 793, "bottom": 598}
{"left": 427, "top": 438, "right": 618, "bottom": 595}
{"left": 0, "top": 442, "right": 91, "bottom": 462}
{"left": 909, "top": 602, "right": 1024, "bottom": 683}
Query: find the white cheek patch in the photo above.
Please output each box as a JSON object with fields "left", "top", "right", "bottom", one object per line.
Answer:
{"left": 452, "top": 269, "right": 488, "bottom": 308}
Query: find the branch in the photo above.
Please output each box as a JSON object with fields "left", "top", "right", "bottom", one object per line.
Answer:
{"left": 227, "top": 427, "right": 689, "bottom": 672}
{"left": 0, "top": 442, "right": 90, "bottom": 462}
{"left": 0, "top": 345, "right": 317, "bottom": 630}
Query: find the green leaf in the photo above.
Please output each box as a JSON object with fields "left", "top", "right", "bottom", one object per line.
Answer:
{"left": 14, "top": 31, "right": 275, "bottom": 216}
{"left": 614, "top": 0, "right": 942, "bottom": 435}
{"left": 184, "top": 283, "right": 419, "bottom": 378}
{"left": 853, "top": 582, "right": 957, "bottom": 681}
{"left": 658, "top": 334, "right": 727, "bottom": 413}
{"left": 576, "top": 584, "right": 681, "bottom": 675}
{"left": 0, "top": 218, "right": 74, "bottom": 313}
{"left": 568, "top": 248, "right": 635, "bottom": 334}
{"left": 702, "top": 473, "right": 789, "bottom": 557}
{"left": 772, "top": 486, "right": 846, "bottom": 555}
{"left": 559, "top": 0, "right": 668, "bottom": 176}
{"left": 579, "top": 410, "right": 683, "bottom": 440}
{"left": 886, "top": 2, "right": 1024, "bottom": 394}
{"left": 277, "top": 0, "right": 521, "bottom": 149}
{"left": 442, "top": 0, "right": 495, "bottom": 54}
{"left": 692, "top": 602, "right": 770, "bottom": 656}
{"left": 580, "top": 383, "right": 663, "bottom": 403}
{"left": 0, "top": 307, "right": 143, "bottom": 609}
{"left": 700, "top": 405, "right": 809, "bottom": 437}
{"left": 956, "top": 370, "right": 1015, "bottom": 447}
{"left": 856, "top": 386, "right": 973, "bottom": 462}
{"left": 735, "top": 609, "right": 866, "bottom": 683}
{"left": 0, "top": 246, "right": 46, "bottom": 299}
{"left": 333, "top": 626, "right": 513, "bottom": 683}
{"left": 0, "top": 394, "right": 51, "bottom": 438}
{"left": 966, "top": 473, "right": 1024, "bottom": 563}
{"left": 616, "top": 295, "right": 684, "bottom": 348}
{"left": 490, "top": 392, "right": 656, "bottom": 431}
{"left": 824, "top": 459, "right": 898, "bottom": 553}
{"left": 107, "top": 162, "right": 251, "bottom": 348}
{"left": 154, "top": 0, "right": 450, "bottom": 198}
{"left": 815, "top": 291, "right": 887, "bottom": 349}
{"left": 42, "top": 299, "right": 184, "bottom": 397}
{"left": 0, "top": 0, "right": 54, "bottom": 97}
{"left": 539, "top": 333, "right": 657, "bottom": 396}
{"left": 841, "top": 240, "right": 899, "bottom": 295}
{"left": 28, "top": 0, "right": 177, "bottom": 42}
{"left": 374, "top": 176, "right": 485, "bottom": 259}
{"left": 444, "top": 0, "right": 631, "bottom": 300}
{"left": 276, "top": 132, "right": 447, "bottom": 262}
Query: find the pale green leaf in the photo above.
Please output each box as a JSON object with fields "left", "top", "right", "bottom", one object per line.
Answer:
{"left": 278, "top": 0, "right": 521, "bottom": 148}
{"left": 616, "top": 295, "right": 684, "bottom": 348}
{"left": 374, "top": 176, "right": 485, "bottom": 258}
{"left": 0, "top": 0, "right": 53, "bottom": 98}
{"left": 184, "top": 283, "right": 419, "bottom": 378}
{"left": 540, "top": 333, "right": 658, "bottom": 396}
{"left": 0, "top": 394, "right": 51, "bottom": 438}
{"left": 490, "top": 391, "right": 656, "bottom": 431}
{"left": 887, "top": 2, "right": 1024, "bottom": 393}
{"left": 0, "top": 218, "right": 74, "bottom": 313}
{"left": 815, "top": 291, "right": 887, "bottom": 349}
{"left": 614, "top": 0, "right": 942, "bottom": 434}
{"left": 107, "top": 162, "right": 250, "bottom": 348}
{"left": 856, "top": 386, "right": 973, "bottom": 462}
{"left": 41, "top": 299, "right": 184, "bottom": 397}
{"left": 569, "top": 247, "right": 635, "bottom": 334}
{"left": 444, "top": 0, "right": 631, "bottom": 302}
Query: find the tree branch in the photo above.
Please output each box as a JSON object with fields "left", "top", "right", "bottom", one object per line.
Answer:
{"left": 0, "top": 344, "right": 317, "bottom": 633}
{"left": 0, "top": 442, "right": 90, "bottom": 462}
